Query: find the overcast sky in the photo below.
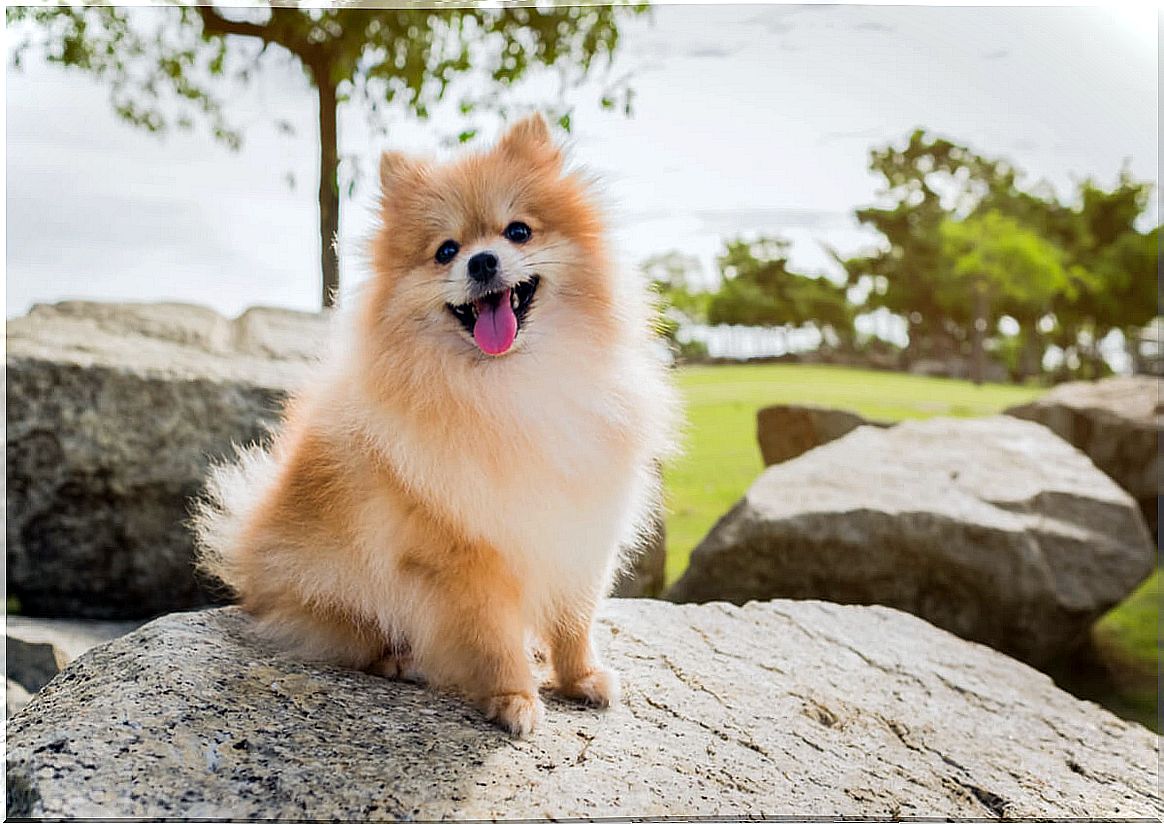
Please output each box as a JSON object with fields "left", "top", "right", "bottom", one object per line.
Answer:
{"left": 5, "top": 3, "right": 1158, "bottom": 319}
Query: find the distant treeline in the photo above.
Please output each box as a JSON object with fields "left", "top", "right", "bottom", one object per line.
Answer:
{"left": 647, "top": 129, "right": 1159, "bottom": 383}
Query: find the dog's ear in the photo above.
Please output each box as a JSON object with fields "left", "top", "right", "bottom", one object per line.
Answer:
{"left": 379, "top": 151, "right": 425, "bottom": 200}
{"left": 497, "top": 113, "right": 562, "bottom": 169}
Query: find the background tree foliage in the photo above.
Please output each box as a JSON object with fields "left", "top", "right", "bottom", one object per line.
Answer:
{"left": 640, "top": 129, "right": 1155, "bottom": 379}
{"left": 642, "top": 251, "right": 711, "bottom": 359}
{"left": 839, "top": 130, "right": 1009, "bottom": 354}
{"left": 708, "top": 238, "right": 853, "bottom": 346}
{"left": 841, "top": 128, "right": 1159, "bottom": 378}
{"left": 938, "top": 210, "right": 1079, "bottom": 383}
{"left": 643, "top": 239, "right": 854, "bottom": 361}
{"left": 7, "top": 3, "right": 645, "bottom": 307}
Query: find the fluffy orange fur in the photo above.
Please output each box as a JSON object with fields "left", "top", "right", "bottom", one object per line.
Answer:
{"left": 194, "top": 114, "right": 679, "bottom": 736}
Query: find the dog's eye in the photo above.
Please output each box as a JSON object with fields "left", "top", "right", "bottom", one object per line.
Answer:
{"left": 503, "top": 222, "right": 532, "bottom": 244}
{"left": 435, "top": 240, "right": 460, "bottom": 265}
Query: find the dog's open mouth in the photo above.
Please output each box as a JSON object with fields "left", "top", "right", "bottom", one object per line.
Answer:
{"left": 447, "top": 275, "right": 540, "bottom": 356}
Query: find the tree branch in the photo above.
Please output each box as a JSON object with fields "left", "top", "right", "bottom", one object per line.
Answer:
{"left": 195, "top": 5, "right": 272, "bottom": 42}
{"left": 196, "top": 4, "right": 319, "bottom": 63}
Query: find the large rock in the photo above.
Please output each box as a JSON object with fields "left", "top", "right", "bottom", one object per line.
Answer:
{"left": 6, "top": 601, "right": 1158, "bottom": 819}
{"left": 6, "top": 301, "right": 329, "bottom": 618}
{"left": 756, "top": 404, "right": 888, "bottom": 466}
{"left": 1006, "top": 375, "right": 1162, "bottom": 535}
{"left": 4, "top": 638, "right": 61, "bottom": 697}
{"left": 668, "top": 416, "right": 1154, "bottom": 665}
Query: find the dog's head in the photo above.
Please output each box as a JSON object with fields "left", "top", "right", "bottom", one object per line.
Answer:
{"left": 364, "top": 114, "right": 615, "bottom": 364}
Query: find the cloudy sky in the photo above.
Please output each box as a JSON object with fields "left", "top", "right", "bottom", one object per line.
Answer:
{"left": 5, "top": 3, "right": 1158, "bottom": 319}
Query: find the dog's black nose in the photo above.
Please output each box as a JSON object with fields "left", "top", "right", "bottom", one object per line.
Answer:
{"left": 467, "top": 251, "right": 499, "bottom": 283}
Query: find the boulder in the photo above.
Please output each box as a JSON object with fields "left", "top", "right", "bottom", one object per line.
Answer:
{"left": 5, "top": 638, "right": 61, "bottom": 696}
{"left": 6, "top": 601, "right": 1158, "bottom": 819}
{"left": 6, "top": 301, "right": 330, "bottom": 618}
{"left": 756, "top": 404, "right": 888, "bottom": 466}
{"left": 1006, "top": 375, "right": 1162, "bottom": 535}
{"left": 668, "top": 416, "right": 1154, "bottom": 665}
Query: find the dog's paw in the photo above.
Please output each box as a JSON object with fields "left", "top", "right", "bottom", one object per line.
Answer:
{"left": 558, "top": 667, "right": 620, "bottom": 708}
{"left": 484, "top": 691, "right": 545, "bottom": 737}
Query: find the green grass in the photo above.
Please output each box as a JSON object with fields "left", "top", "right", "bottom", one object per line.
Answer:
{"left": 662, "top": 363, "right": 1044, "bottom": 582}
{"left": 1092, "top": 570, "right": 1160, "bottom": 730}
{"left": 661, "top": 362, "right": 1158, "bottom": 731}
{"left": 1097, "top": 569, "right": 1160, "bottom": 666}
{"left": 1047, "top": 570, "right": 1160, "bottom": 732}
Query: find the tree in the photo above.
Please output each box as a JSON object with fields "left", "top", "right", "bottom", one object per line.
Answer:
{"left": 845, "top": 128, "right": 1159, "bottom": 379}
{"left": 8, "top": 4, "right": 644, "bottom": 307}
{"left": 1050, "top": 174, "right": 1159, "bottom": 374}
{"left": 839, "top": 129, "right": 1018, "bottom": 358}
{"left": 708, "top": 238, "right": 853, "bottom": 345}
{"left": 938, "top": 210, "right": 1080, "bottom": 384}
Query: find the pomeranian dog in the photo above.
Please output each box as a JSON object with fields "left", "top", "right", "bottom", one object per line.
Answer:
{"left": 194, "top": 114, "right": 679, "bottom": 736}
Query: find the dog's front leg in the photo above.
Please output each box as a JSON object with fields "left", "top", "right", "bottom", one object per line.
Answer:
{"left": 398, "top": 545, "right": 543, "bottom": 736}
{"left": 549, "top": 595, "right": 620, "bottom": 708}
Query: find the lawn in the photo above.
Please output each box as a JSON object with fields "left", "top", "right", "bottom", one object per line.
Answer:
{"left": 661, "top": 362, "right": 1158, "bottom": 731}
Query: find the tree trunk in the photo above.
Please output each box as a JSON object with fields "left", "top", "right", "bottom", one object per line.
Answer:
{"left": 971, "top": 279, "right": 988, "bottom": 385}
{"left": 1018, "top": 327, "right": 1043, "bottom": 381}
{"left": 316, "top": 72, "right": 340, "bottom": 308}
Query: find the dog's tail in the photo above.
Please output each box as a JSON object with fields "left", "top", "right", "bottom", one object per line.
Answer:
{"left": 190, "top": 442, "right": 280, "bottom": 598}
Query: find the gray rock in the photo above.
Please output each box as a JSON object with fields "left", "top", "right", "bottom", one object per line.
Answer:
{"left": 1006, "top": 375, "right": 1162, "bottom": 534}
{"left": 6, "top": 301, "right": 329, "bottom": 618}
{"left": 4, "top": 637, "right": 62, "bottom": 696}
{"left": 668, "top": 416, "right": 1154, "bottom": 665}
{"left": 756, "top": 404, "right": 888, "bottom": 466}
{"left": 6, "top": 601, "right": 1158, "bottom": 819}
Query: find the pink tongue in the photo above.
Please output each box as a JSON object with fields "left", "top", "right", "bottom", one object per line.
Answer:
{"left": 472, "top": 289, "right": 518, "bottom": 356}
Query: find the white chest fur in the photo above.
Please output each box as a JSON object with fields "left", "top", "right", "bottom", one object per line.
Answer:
{"left": 355, "top": 344, "right": 665, "bottom": 623}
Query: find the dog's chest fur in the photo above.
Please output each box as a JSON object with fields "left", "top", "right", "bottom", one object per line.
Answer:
{"left": 357, "top": 343, "right": 663, "bottom": 620}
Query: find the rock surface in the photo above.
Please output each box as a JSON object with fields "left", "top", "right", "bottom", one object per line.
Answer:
{"left": 756, "top": 404, "right": 888, "bottom": 466}
{"left": 6, "top": 601, "right": 1159, "bottom": 819}
{"left": 6, "top": 301, "right": 329, "bottom": 618}
{"left": 668, "top": 416, "right": 1154, "bottom": 665}
{"left": 1006, "top": 375, "right": 1162, "bottom": 534}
